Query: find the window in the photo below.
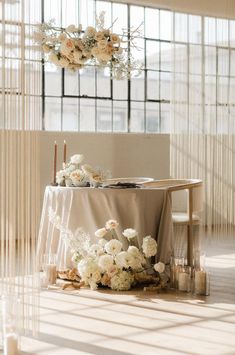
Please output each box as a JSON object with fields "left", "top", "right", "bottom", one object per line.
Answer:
{"left": 43, "top": 0, "right": 172, "bottom": 133}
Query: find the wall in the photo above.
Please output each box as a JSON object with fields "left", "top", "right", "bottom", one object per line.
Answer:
{"left": 39, "top": 132, "right": 170, "bottom": 202}
{"left": 113, "top": 0, "right": 235, "bottom": 19}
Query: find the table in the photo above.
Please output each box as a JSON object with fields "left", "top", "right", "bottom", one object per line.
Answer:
{"left": 37, "top": 186, "right": 173, "bottom": 269}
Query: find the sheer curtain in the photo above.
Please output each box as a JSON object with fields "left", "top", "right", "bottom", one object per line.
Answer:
{"left": 171, "top": 12, "right": 235, "bottom": 234}
{"left": 0, "top": 0, "right": 41, "bottom": 334}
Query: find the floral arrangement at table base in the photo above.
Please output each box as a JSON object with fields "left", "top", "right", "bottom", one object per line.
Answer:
{"left": 56, "top": 153, "right": 111, "bottom": 187}
{"left": 34, "top": 12, "right": 142, "bottom": 80}
{"left": 48, "top": 209, "right": 168, "bottom": 291}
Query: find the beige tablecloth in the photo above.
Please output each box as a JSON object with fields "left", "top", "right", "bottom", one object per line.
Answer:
{"left": 37, "top": 186, "right": 173, "bottom": 268}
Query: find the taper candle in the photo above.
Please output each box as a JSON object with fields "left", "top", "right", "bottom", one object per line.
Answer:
{"left": 53, "top": 141, "right": 57, "bottom": 184}
{"left": 63, "top": 140, "right": 67, "bottom": 164}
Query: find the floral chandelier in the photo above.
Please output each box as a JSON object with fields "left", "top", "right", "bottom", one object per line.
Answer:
{"left": 34, "top": 12, "right": 142, "bottom": 80}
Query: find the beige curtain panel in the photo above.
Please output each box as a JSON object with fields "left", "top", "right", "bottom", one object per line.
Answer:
{"left": 0, "top": 0, "right": 41, "bottom": 334}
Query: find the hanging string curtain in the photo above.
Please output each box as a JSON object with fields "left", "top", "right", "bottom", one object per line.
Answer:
{"left": 170, "top": 11, "right": 235, "bottom": 234}
{"left": 0, "top": 0, "right": 41, "bottom": 334}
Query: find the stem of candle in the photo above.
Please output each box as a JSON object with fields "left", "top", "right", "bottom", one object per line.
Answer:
{"left": 53, "top": 141, "right": 57, "bottom": 184}
{"left": 63, "top": 140, "right": 67, "bottom": 165}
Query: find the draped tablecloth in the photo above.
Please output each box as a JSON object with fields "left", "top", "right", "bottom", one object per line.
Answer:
{"left": 37, "top": 186, "right": 173, "bottom": 268}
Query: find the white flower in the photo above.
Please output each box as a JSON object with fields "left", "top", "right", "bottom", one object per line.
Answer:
{"left": 91, "top": 269, "right": 102, "bottom": 283}
{"left": 154, "top": 262, "right": 165, "bottom": 274}
{"left": 56, "top": 169, "right": 65, "bottom": 185}
{"left": 95, "top": 31, "right": 105, "bottom": 41}
{"left": 110, "top": 33, "right": 120, "bottom": 43}
{"left": 84, "top": 26, "right": 96, "bottom": 38}
{"left": 58, "top": 57, "right": 69, "bottom": 68}
{"left": 70, "top": 154, "right": 84, "bottom": 165}
{"left": 98, "top": 238, "right": 108, "bottom": 247}
{"left": 72, "top": 252, "right": 81, "bottom": 263}
{"left": 58, "top": 33, "right": 67, "bottom": 42}
{"left": 73, "top": 49, "right": 83, "bottom": 63}
{"left": 115, "top": 251, "right": 135, "bottom": 269}
{"left": 95, "top": 228, "right": 108, "bottom": 239}
{"left": 105, "top": 220, "right": 119, "bottom": 230}
{"left": 127, "top": 246, "right": 140, "bottom": 257}
{"left": 82, "top": 164, "right": 96, "bottom": 176}
{"left": 127, "top": 246, "right": 145, "bottom": 269}
{"left": 65, "top": 178, "right": 73, "bottom": 187}
{"left": 89, "top": 244, "right": 104, "bottom": 257}
{"left": 70, "top": 169, "right": 86, "bottom": 186}
{"left": 42, "top": 44, "right": 51, "bottom": 53}
{"left": 142, "top": 236, "right": 157, "bottom": 258}
{"left": 77, "top": 258, "right": 101, "bottom": 289}
{"left": 66, "top": 24, "right": 77, "bottom": 33}
{"left": 105, "top": 239, "right": 122, "bottom": 256}
{"left": 123, "top": 228, "right": 137, "bottom": 239}
{"left": 107, "top": 265, "right": 119, "bottom": 277}
{"left": 49, "top": 52, "right": 59, "bottom": 65}
{"left": 98, "top": 254, "right": 114, "bottom": 271}
{"left": 60, "top": 38, "right": 75, "bottom": 56}
{"left": 110, "top": 270, "right": 134, "bottom": 291}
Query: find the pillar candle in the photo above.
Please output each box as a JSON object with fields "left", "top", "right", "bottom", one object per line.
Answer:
{"left": 63, "top": 140, "right": 67, "bottom": 165}
{"left": 4, "top": 333, "right": 18, "bottom": 355}
{"left": 45, "top": 264, "right": 57, "bottom": 285}
{"left": 178, "top": 272, "right": 190, "bottom": 292}
{"left": 53, "top": 141, "right": 57, "bottom": 184}
{"left": 195, "top": 270, "right": 206, "bottom": 295}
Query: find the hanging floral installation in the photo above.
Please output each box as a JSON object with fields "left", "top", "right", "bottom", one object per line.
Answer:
{"left": 34, "top": 12, "right": 142, "bottom": 80}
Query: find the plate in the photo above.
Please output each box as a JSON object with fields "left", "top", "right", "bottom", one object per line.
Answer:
{"left": 101, "top": 177, "right": 154, "bottom": 187}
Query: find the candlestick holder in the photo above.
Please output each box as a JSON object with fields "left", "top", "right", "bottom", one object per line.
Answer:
{"left": 1, "top": 295, "right": 21, "bottom": 355}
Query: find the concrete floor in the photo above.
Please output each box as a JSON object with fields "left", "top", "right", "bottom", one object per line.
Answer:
{"left": 19, "top": 238, "right": 235, "bottom": 355}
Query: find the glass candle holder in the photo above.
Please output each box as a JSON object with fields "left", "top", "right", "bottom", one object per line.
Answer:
{"left": 194, "top": 269, "right": 210, "bottom": 296}
{"left": 1, "top": 295, "right": 21, "bottom": 355}
{"left": 178, "top": 266, "right": 191, "bottom": 292}
{"left": 42, "top": 254, "right": 57, "bottom": 286}
{"left": 170, "top": 256, "right": 185, "bottom": 289}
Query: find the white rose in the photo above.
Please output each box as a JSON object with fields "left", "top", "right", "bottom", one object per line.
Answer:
{"left": 84, "top": 26, "right": 96, "bottom": 38}
{"left": 98, "top": 254, "right": 114, "bottom": 271}
{"left": 105, "top": 220, "right": 119, "bottom": 230}
{"left": 142, "top": 236, "right": 157, "bottom": 258}
{"left": 91, "top": 47, "right": 100, "bottom": 57}
{"left": 42, "top": 44, "right": 51, "bottom": 53}
{"left": 70, "top": 154, "right": 84, "bottom": 164}
{"left": 70, "top": 169, "right": 86, "bottom": 185}
{"left": 154, "top": 262, "right": 165, "bottom": 274}
{"left": 58, "top": 57, "right": 69, "bottom": 68}
{"left": 73, "top": 50, "right": 83, "bottom": 63}
{"left": 49, "top": 52, "right": 59, "bottom": 64}
{"left": 66, "top": 24, "right": 77, "bottom": 33}
{"left": 97, "top": 53, "right": 111, "bottom": 63}
{"left": 98, "top": 39, "right": 107, "bottom": 50}
{"left": 58, "top": 33, "right": 67, "bottom": 42}
{"left": 81, "top": 164, "right": 96, "bottom": 176}
{"left": 123, "top": 228, "right": 137, "bottom": 239}
{"left": 95, "top": 228, "right": 108, "bottom": 239}
{"left": 89, "top": 244, "right": 104, "bottom": 257}
{"left": 110, "top": 33, "right": 120, "bottom": 43}
{"left": 105, "top": 239, "right": 122, "bottom": 256}
{"left": 56, "top": 169, "right": 65, "bottom": 185}
{"left": 115, "top": 251, "right": 135, "bottom": 269}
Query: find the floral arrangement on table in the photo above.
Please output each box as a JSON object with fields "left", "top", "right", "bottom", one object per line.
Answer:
{"left": 56, "top": 153, "right": 110, "bottom": 187}
{"left": 48, "top": 209, "right": 168, "bottom": 291}
{"left": 34, "top": 12, "right": 142, "bottom": 80}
